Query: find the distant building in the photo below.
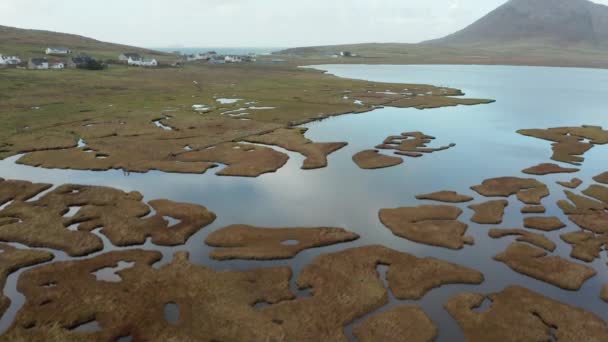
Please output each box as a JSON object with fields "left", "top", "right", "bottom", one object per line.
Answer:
{"left": 185, "top": 51, "right": 217, "bottom": 62}
{"left": 120, "top": 52, "right": 157, "bottom": 67}
{"left": 225, "top": 55, "right": 243, "bottom": 63}
{"left": 28, "top": 58, "right": 49, "bottom": 70}
{"left": 208, "top": 56, "right": 226, "bottom": 64}
{"left": 119, "top": 53, "right": 142, "bottom": 63}
{"left": 0, "top": 55, "right": 22, "bottom": 65}
{"left": 185, "top": 53, "right": 207, "bottom": 61}
{"left": 203, "top": 51, "right": 218, "bottom": 59}
{"left": 127, "top": 57, "right": 143, "bottom": 66}
{"left": 241, "top": 55, "right": 256, "bottom": 62}
{"left": 46, "top": 47, "right": 71, "bottom": 55}
{"left": 340, "top": 51, "right": 353, "bottom": 57}
{"left": 68, "top": 55, "right": 94, "bottom": 68}
{"left": 141, "top": 58, "right": 158, "bottom": 67}
{"left": 50, "top": 60, "right": 65, "bottom": 69}
{"left": 185, "top": 53, "right": 203, "bottom": 62}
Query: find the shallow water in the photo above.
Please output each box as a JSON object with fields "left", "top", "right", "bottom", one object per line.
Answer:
{"left": 1, "top": 64, "right": 608, "bottom": 339}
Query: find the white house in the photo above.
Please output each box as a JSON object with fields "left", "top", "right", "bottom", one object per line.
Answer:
{"left": 208, "top": 56, "right": 225, "bottom": 64}
{"left": 225, "top": 55, "right": 243, "bottom": 63}
{"left": 185, "top": 51, "right": 217, "bottom": 62}
{"left": 141, "top": 58, "right": 158, "bottom": 67}
{"left": 185, "top": 53, "right": 206, "bottom": 61}
{"left": 119, "top": 53, "right": 142, "bottom": 63}
{"left": 185, "top": 54, "right": 198, "bottom": 62}
{"left": 50, "top": 61, "right": 65, "bottom": 69}
{"left": 125, "top": 55, "right": 156, "bottom": 67}
{"left": 28, "top": 58, "right": 49, "bottom": 70}
{"left": 338, "top": 51, "right": 358, "bottom": 57}
{"left": 0, "top": 55, "right": 22, "bottom": 65}
{"left": 127, "top": 56, "right": 143, "bottom": 66}
{"left": 46, "top": 47, "right": 71, "bottom": 55}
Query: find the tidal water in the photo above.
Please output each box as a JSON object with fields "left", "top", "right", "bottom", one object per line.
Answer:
{"left": 1, "top": 64, "right": 608, "bottom": 340}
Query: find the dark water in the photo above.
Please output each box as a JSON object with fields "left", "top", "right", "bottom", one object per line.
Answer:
{"left": 1, "top": 64, "right": 608, "bottom": 340}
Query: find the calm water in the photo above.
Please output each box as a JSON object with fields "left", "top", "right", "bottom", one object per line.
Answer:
{"left": 1, "top": 64, "right": 608, "bottom": 339}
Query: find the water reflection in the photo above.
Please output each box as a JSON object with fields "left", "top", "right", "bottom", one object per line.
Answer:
{"left": 1, "top": 65, "right": 608, "bottom": 340}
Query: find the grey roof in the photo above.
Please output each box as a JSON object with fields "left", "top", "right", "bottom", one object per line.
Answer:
{"left": 30, "top": 58, "right": 48, "bottom": 65}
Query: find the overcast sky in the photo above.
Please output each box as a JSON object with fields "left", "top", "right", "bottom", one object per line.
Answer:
{"left": 2, "top": 0, "right": 608, "bottom": 48}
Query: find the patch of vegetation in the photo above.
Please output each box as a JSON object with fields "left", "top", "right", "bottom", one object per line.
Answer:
{"left": 0, "top": 62, "right": 492, "bottom": 171}
{"left": 77, "top": 59, "right": 107, "bottom": 70}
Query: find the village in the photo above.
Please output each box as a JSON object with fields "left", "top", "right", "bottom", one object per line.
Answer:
{"left": 0, "top": 48, "right": 258, "bottom": 70}
{"left": 182, "top": 51, "right": 257, "bottom": 64}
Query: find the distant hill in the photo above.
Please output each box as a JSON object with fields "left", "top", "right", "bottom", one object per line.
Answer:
{"left": 0, "top": 25, "right": 170, "bottom": 60}
{"left": 275, "top": 0, "right": 608, "bottom": 69}
{"left": 424, "top": 0, "right": 608, "bottom": 50}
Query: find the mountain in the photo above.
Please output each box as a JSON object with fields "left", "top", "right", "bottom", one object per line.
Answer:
{"left": 0, "top": 25, "right": 169, "bottom": 60}
{"left": 275, "top": 0, "right": 608, "bottom": 69}
{"left": 424, "top": 0, "right": 608, "bottom": 49}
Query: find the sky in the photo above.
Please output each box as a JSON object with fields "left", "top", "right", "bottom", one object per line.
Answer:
{"left": 2, "top": 0, "right": 608, "bottom": 48}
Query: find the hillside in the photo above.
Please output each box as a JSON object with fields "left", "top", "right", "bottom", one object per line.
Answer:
{"left": 424, "top": 0, "right": 608, "bottom": 50}
{"left": 0, "top": 25, "right": 170, "bottom": 61}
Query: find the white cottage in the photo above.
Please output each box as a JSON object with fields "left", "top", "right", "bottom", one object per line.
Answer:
{"left": 225, "top": 55, "right": 243, "bottom": 63}
{"left": 127, "top": 56, "right": 143, "bottom": 66}
{"left": 46, "top": 47, "right": 71, "bottom": 55}
{"left": 119, "top": 53, "right": 142, "bottom": 63}
{"left": 208, "top": 56, "right": 225, "bottom": 64}
{"left": 0, "top": 55, "right": 22, "bottom": 65}
{"left": 141, "top": 59, "right": 158, "bottom": 67}
{"left": 50, "top": 61, "right": 65, "bottom": 69}
{"left": 28, "top": 58, "right": 49, "bottom": 70}
{"left": 185, "top": 53, "right": 206, "bottom": 61}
